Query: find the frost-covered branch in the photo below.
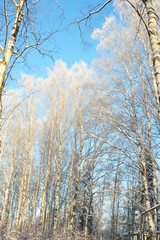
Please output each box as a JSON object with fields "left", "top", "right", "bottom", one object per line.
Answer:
{"left": 126, "top": 0, "right": 149, "bottom": 34}
{"left": 11, "top": 0, "right": 18, "bottom": 8}
{"left": 142, "top": 203, "right": 160, "bottom": 215}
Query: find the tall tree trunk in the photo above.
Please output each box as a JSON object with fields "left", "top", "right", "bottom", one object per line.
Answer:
{"left": 65, "top": 132, "right": 77, "bottom": 229}
{"left": 141, "top": 150, "right": 156, "bottom": 240}
{"left": 29, "top": 170, "right": 42, "bottom": 228}
{"left": 54, "top": 152, "right": 63, "bottom": 229}
{"left": 0, "top": 89, "right": 2, "bottom": 165}
{"left": 54, "top": 93, "right": 65, "bottom": 229}
{"left": 111, "top": 163, "right": 120, "bottom": 240}
{"left": 69, "top": 132, "right": 85, "bottom": 230}
{"left": 41, "top": 118, "right": 54, "bottom": 231}
{"left": 0, "top": 0, "right": 26, "bottom": 156}
{"left": 0, "top": 143, "right": 17, "bottom": 228}
{"left": 144, "top": 0, "right": 160, "bottom": 114}
{"left": 15, "top": 99, "right": 34, "bottom": 228}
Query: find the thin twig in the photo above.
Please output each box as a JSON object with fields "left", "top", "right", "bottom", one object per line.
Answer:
{"left": 68, "top": 0, "right": 113, "bottom": 28}
{"left": 4, "top": 0, "right": 9, "bottom": 50}
{"left": 54, "top": 0, "right": 64, "bottom": 14}
{"left": 126, "top": 0, "right": 149, "bottom": 36}
{"left": 2, "top": 90, "right": 37, "bottom": 126}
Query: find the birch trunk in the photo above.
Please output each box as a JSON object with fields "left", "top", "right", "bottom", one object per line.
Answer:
{"left": 85, "top": 158, "right": 95, "bottom": 237}
{"left": 53, "top": 119, "right": 64, "bottom": 229}
{"left": 0, "top": 142, "right": 17, "bottom": 228}
{"left": 144, "top": 0, "right": 160, "bottom": 114}
{"left": 65, "top": 131, "right": 77, "bottom": 229}
{"left": 53, "top": 152, "right": 63, "bottom": 229}
{"left": 41, "top": 117, "right": 54, "bottom": 231}
{"left": 141, "top": 67, "right": 158, "bottom": 237}
{"left": 15, "top": 141, "right": 32, "bottom": 228}
{"left": 100, "top": 184, "right": 105, "bottom": 240}
{"left": 0, "top": 0, "right": 26, "bottom": 155}
{"left": 142, "top": 161, "right": 156, "bottom": 240}
{"left": 15, "top": 100, "right": 34, "bottom": 228}
{"left": 69, "top": 127, "right": 85, "bottom": 230}
{"left": 53, "top": 88, "right": 67, "bottom": 229}
{"left": 29, "top": 170, "right": 42, "bottom": 228}
{"left": 111, "top": 163, "right": 120, "bottom": 240}
{"left": 130, "top": 65, "right": 157, "bottom": 238}
{"left": 46, "top": 161, "right": 57, "bottom": 230}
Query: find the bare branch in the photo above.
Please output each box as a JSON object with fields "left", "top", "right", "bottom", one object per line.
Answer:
{"left": 82, "top": 125, "right": 143, "bottom": 172}
{"left": 54, "top": 0, "right": 64, "bottom": 14}
{"left": 68, "top": 0, "right": 113, "bottom": 27}
{"left": 4, "top": 0, "right": 8, "bottom": 50}
{"left": 2, "top": 90, "right": 37, "bottom": 126}
{"left": 0, "top": 45, "right": 5, "bottom": 61}
{"left": 142, "top": 203, "right": 160, "bottom": 215}
{"left": 33, "top": 0, "right": 40, "bottom": 4}
{"left": 3, "top": 43, "right": 40, "bottom": 86}
{"left": 11, "top": 0, "right": 18, "bottom": 8}
{"left": 126, "top": 0, "right": 149, "bottom": 36}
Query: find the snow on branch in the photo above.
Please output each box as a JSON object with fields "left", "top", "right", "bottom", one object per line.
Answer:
{"left": 142, "top": 203, "right": 160, "bottom": 215}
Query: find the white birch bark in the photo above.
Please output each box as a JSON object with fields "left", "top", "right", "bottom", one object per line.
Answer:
{"left": 41, "top": 116, "right": 55, "bottom": 230}
{"left": 0, "top": 0, "right": 26, "bottom": 162}
{"left": 130, "top": 72, "right": 156, "bottom": 239}
{"left": 144, "top": 0, "right": 160, "bottom": 114}
{"left": 69, "top": 126, "right": 85, "bottom": 230}
{"left": 54, "top": 151, "right": 63, "bottom": 229}
{"left": 29, "top": 170, "right": 42, "bottom": 228}
{"left": 65, "top": 133, "right": 77, "bottom": 229}
{"left": 54, "top": 94, "right": 65, "bottom": 229}
{"left": 141, "top": 68, "right": 157, "bottom": 225}
{"left": 0, "top": 142, "right": 18, "bottom": 228}
{"left": 15, "top": 98, "right": 34, "bottom": 228}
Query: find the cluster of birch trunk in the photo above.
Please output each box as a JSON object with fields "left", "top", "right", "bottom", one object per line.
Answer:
{"left": 0, "top": 62, "right": 107, "bottom": 237}
{"left": 0, "top": 1, "right": 160, "bottom": 240}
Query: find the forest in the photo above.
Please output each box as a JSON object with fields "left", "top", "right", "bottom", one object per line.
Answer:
{"left": 0, "top": 0, "right": 160, "bottom": 240}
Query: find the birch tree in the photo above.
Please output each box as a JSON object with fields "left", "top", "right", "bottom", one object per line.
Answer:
{"left": 15, "top": 77, "right": 38, "bottom": 229}
{"left": 73, "top": 0, "right": 160, "bottom": 114}
{"left": 0, "top": 0, "right": 62, "bottom": 161}
{"left": 37, "top": 60, "right": 98, "bottom": 232}
{"left": 91, "top": 5, "right": 160, "bottom": 238}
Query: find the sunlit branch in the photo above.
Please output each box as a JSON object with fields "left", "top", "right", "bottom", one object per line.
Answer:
{"left": 142, "top": 203, "right": 160, "bottom": 215}
{"left": 126, "top": 0, "right": 149, "bottom": 36}
{"left": 54, "top": 0, "right": 64, "bottom": 14}
{"left": 4, "top": 0, "right": 9, "bottom": 50}
{"left": 0, "top": 45, "right": 5, "bottom": 60}
{"left": 11, "top": 0, "right": 18, "bottom": 8}
{"left": 69, "top": 0, "right": 113, "bottom": 27}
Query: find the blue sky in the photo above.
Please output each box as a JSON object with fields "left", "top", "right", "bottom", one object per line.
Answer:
{"left": 9, "top": 0, "right": 114, "bottom": 85}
